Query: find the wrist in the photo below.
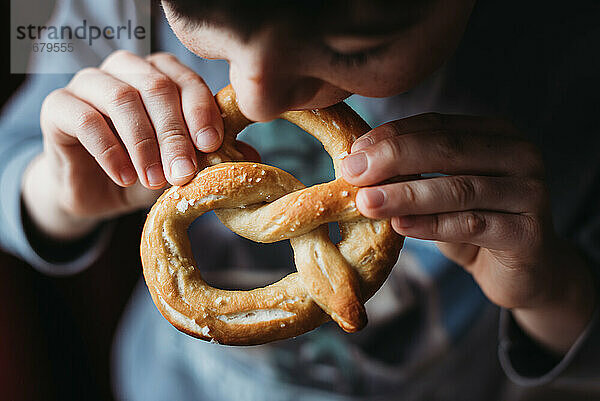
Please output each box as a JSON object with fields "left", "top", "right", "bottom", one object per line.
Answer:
{"left": 512, "top": 244, "right": 597, "bottom": 355}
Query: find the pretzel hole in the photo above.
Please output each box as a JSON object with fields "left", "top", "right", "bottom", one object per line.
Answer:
{"left": 188, "top": 212, "right": 294, "bottom": 290}
{"left": 328, "top": 221, "right": 342, "bottom": 243}
{"left": 238, "top": 119, "right": 335, "bottom": 185}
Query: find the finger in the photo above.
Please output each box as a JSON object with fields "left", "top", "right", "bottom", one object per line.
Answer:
{"left": 342, "top": 117, "right": 543, "bottom": 187}
{"left": 66, "top": 67, "right": 166, "bottom": 189}
{"left": 146, "top": 52, "right": 224, "bottom": 152}
{"left": 101, "top": 50, "right": 198, "bottom": 186}
{"left": 41, "top": 88, "right": 137, "bottom": 187}
{"left": 391, "top": 211, "right": 541, "bottom": 252}
{"left": 235, "top": 140, "right": 261, "bottom": 162}
{"left": 355, "top": 175, "right": 547, "bottom": 219}
{"left": 351, "top": 113, "right": 519, "bottom": 152}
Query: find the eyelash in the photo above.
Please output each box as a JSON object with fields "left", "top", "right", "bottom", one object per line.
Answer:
{"left": 328, "top": 44, "right": 388, "bottom": 67}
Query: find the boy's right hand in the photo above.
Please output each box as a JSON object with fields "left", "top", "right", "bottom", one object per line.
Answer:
{"left": 23, "top": 51, "right": 225, "bottom": 240}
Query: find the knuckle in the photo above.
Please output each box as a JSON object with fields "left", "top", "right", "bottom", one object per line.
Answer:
{"left": 177, "top": 71, "right": 204, "bottom": 87}
{"left": 132, "top": 136, "right": 156, "bottom": 155}
{"left": 41, "top": 89, "right": 72, "bottom": 141}
{"left": 157, "top": 128, "right": 188, "bottom": 144}
{"left": 448, "top": 176, "right": 476, "bottom": 208}
{"left": 72, "top": 67, "right": 100, "bottom": 83}
{"left": 190, "top": 102, "right": 216, "bottom": 124}
{"left": 381, "top": 120, "right": 401, "bottom": 137}
{"left": 75, "top": 109, "right": 105, "bottom": 132}
{"left": 462, "top": 212, "right": 486, "bottom": 236}
{"left": 113, "top": 49, "right": 133, "bottom": 58}
{"left": 101, "top": 49, "right": 132, "bottom": 68}
{"left": 430, "top": 214, "right": 441, "bottom": 235}
{"left": 109, "top": 84, "right": 140, "bottom": 109}
{"left": 434, "top": 134, "right": 465, "bottom": 161}
{"left": 47, "top": 87, "right": 67, "bottom": 99}
{"left": 96, "top": 142, "right": 122, "bottom": 161}
{"left": 148, "top": 52, "right": 178, "bottom": 62}
{"left": 108, "top": 49, "right": 132, "bottom": 61}
{"left": 401, "top": 183, "right": 418, "bottom": 204}
{"left": 379, "top": 137, "right": 403, "bottom": 162}
{"left": 140, "top": 73, "right": 177, "bottom": 96}
{"left": 42, "top": 88, "right": 65, "bottom": 113}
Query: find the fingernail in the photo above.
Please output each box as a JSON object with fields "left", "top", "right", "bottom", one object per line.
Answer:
{"left": 352, "top": 136, "right": 373, "bottom": 152}
{"left": 195, "top": 127, "right": 221, "bottom": 150}
{"left": 146, "top": 163, "right": 165, "bottom": 187}
{"left": 395, "top": 215, "right": 415, "bottom": 228}
{"left": 341, "top": 152, "right": 367, "bottom": 177}
{"left": 170, "top": 157, "right": 196, "bottom": 180}
{"left": 360, "top": 188, "right": 385, "bottom": 208}
{"left": 120, "top": 168, "right": 137, "bottom": 185}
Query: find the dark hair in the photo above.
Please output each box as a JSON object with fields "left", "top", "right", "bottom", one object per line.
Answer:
{"left": 161, "top": 0, "right": 432, "bottom": 40}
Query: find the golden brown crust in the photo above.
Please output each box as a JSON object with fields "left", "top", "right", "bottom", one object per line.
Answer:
{"left": 140, "top": 85, "right": 403, "bottom": 345}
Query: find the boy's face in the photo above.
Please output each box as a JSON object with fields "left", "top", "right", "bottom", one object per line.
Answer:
{"left": 162, "top": 0, "right": 475, "bottom": 122}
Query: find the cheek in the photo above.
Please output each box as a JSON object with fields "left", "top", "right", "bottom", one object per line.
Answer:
{"left": 307, "top": 40, "right": 452, "bottom": 99}
{"left": 317, "top": 57, "right": 426, "bottom": 99}
{"left": 320, "top": 0, "right": 475, "bottom": 98}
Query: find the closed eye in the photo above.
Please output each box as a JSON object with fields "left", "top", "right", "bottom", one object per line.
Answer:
{"left": 327, "top": 43, "right": 390, "bottom": 67}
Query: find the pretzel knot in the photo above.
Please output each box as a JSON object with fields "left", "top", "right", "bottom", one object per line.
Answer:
{"left": 141, "top": 85, "right": 403, "bottom": 345}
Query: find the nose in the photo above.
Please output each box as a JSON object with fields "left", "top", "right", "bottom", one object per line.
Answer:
{"left": 227, "top": 33, "right": 321, "bottom": 121}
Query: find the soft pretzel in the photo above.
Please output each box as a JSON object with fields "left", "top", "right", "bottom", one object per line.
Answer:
{"left": 141, "top": 85, "right": 403, "bottom": 345}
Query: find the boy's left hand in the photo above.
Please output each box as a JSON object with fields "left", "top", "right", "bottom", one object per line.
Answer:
{"left": 341, "top": 113, "right": 596, "bottom": 354}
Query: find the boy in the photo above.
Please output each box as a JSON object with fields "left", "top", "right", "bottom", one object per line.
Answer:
{"left": 1, "top": 0, "right": 599, "bottom": 399}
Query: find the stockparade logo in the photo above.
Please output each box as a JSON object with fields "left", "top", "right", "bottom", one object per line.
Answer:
{"left": 15, "top": 19, "right": 147, "bottom": 48}
{"left": 10, "top": 0, "right": 151, "bottom": 73}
